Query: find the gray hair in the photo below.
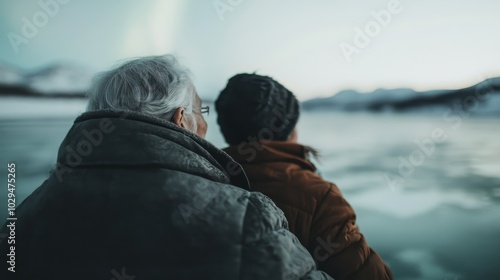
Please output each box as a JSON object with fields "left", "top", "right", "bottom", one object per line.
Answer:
{"left": 86, "top": 55, "right": 197, "bottom": 130}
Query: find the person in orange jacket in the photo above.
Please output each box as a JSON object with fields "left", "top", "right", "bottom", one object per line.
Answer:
{"left": 215, "top": 73, "right": 394, "bottom": 280}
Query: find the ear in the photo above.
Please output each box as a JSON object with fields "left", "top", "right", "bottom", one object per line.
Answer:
{"left": 172, "top": 107, "right": 187, "bottom": 128}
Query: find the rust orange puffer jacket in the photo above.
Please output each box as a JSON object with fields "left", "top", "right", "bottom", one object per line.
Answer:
{"left": 224, "top": 142, "right": 394, "bottom": 280}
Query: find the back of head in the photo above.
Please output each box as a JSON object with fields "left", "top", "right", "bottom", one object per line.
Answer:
{"left": 215, "top": 73, "right": 299, "bottom": 145}
{"left": 86, "top": 55, "right": 196, "bottom": 122}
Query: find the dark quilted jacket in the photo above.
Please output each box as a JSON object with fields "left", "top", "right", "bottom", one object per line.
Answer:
{"left": 0, "top": 110, "right": 332, "bottom": 280}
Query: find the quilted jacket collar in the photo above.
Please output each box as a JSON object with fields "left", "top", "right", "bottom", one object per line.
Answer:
{"left": 57, "top": 109, "right": 250, "bottom": 189}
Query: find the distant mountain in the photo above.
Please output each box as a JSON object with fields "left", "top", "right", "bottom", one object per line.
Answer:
{"left": 302, "top": 78, "right": 500, "bottom": 115}
{"left": 0, "top": 62, "right": 94, "bottom": 98}
{"left": 305, "top": 88, "right": 417, "bottom": 111}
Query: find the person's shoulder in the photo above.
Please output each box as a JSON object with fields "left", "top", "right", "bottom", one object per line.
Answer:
{"left": 240, "top": 191, "right": 288, "bottom": 240}
{"left": 288, "top": 168, "right": 335, "bottom": 199}
{"left": 186, "top": 177, "right": 285, "bottom": 221}
{"left": 187, "top": 179, "right": 289, "bottom": 238}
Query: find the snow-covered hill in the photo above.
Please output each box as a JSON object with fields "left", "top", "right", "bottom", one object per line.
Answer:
{"left": 25, "top": 63, "right": 94, "bottom": 94}
{"left": 0, "top": 62, "right": 94, "bottom": 97}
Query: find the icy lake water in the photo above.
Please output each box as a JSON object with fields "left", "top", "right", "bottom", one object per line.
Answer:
{"left": 0, "top": 97, "right": 499, "bottom": 279}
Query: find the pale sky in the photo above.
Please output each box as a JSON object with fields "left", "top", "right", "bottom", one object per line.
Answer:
{"left": 1, "top": 0, "right": 499, "bottom": 100}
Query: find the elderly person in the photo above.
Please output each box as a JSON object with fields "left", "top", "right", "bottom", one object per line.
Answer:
{"left": 215, "top": 73, "right": 394, "bottom": 280}
{"left": 0, "top": 56, "right": 331, "bottom": 280}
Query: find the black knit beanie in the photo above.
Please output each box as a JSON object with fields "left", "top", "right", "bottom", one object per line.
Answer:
{"left": 215, "top": 73, "right": 299, "bottom": 145}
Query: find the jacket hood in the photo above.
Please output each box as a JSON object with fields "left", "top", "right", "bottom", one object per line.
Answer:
{"left": 224, "top": 141, "right": 317, "bottom": 171}
{"left": 56, "top": 109, "right": 250, "bottom": 189}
